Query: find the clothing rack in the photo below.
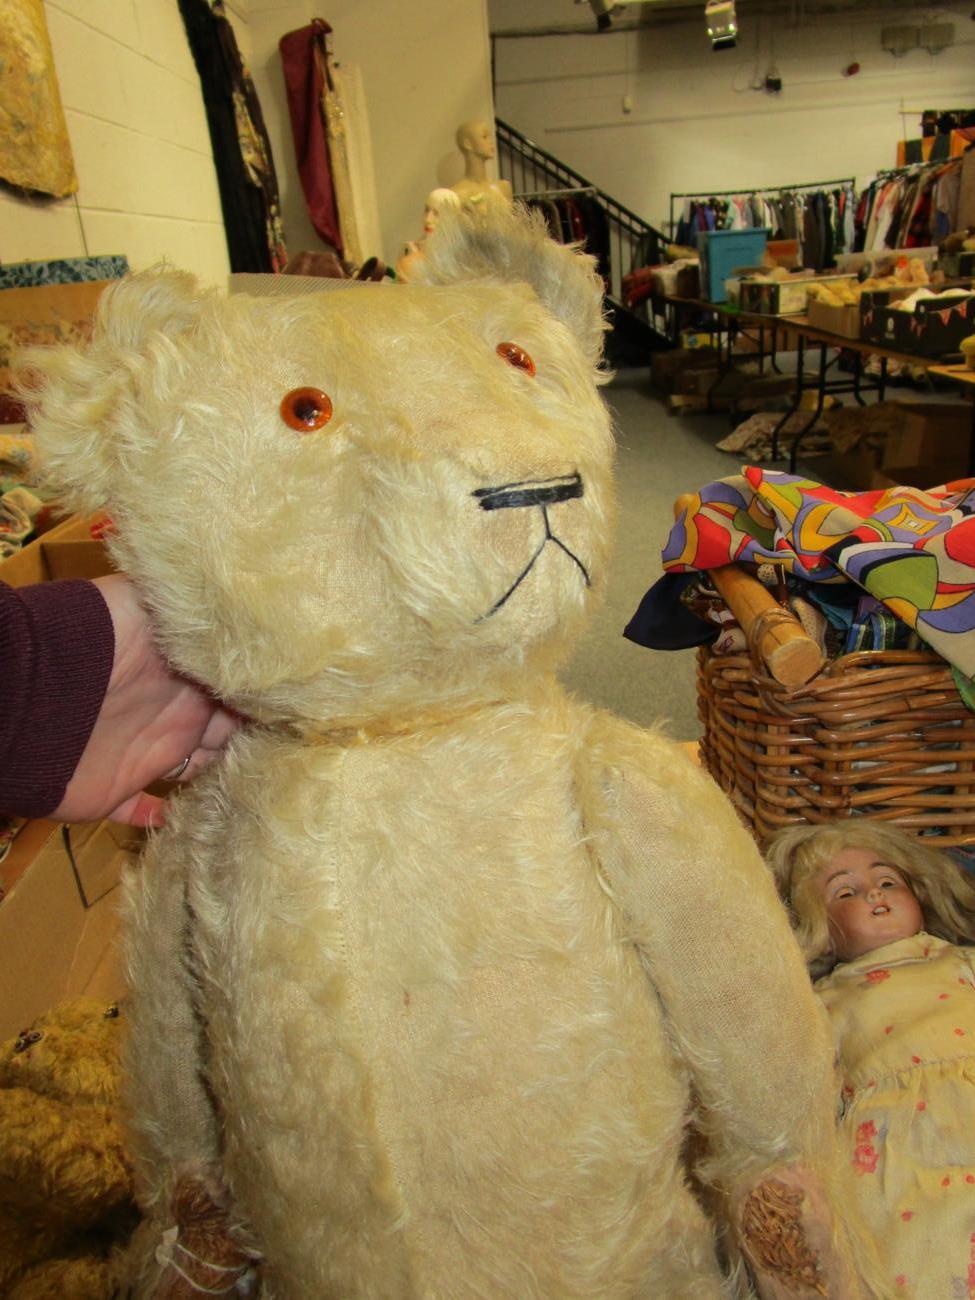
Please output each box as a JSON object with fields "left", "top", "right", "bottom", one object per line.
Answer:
{"left": 855, "top": 153, "right": 965, "bottom": 253}
{"left": 669, "top": 178, "right": 855, "bottom": 236}
{"left": 873, "top": 155, "right": 963, "bottom": 179}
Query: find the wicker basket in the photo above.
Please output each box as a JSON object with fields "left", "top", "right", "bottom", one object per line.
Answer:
{"left": 697, "top": 646, "right": 975, "bottom": 846}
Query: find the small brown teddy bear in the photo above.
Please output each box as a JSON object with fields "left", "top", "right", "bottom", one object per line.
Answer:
{"left": 0, "top": 997, "right": 139, "bottom": 1299}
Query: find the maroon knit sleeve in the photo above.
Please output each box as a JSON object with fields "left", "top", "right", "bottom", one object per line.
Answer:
{"left": 0, "top": 579, "right": 115, "bottom": 818}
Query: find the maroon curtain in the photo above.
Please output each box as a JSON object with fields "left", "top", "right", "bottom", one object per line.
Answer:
{"left": 278, "top": 20, "right": 343, "bottom": 252}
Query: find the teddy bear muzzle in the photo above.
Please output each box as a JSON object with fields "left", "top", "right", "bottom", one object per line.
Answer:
{"left": 473, "top": 472, "right": 591, "bottom": 620}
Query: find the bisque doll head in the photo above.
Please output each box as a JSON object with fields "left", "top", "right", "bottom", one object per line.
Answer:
{"left": 815, "top": 844, "right": 923, "bottom": 963}
{"left": 767, "top": 822, "right": 975, "bottom": 977}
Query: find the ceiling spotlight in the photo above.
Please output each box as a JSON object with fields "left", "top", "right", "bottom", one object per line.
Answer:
{"left": 705, "top": 0, "right": 738, "bottom": 50}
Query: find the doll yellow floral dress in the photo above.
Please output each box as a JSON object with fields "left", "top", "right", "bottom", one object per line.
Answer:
{"left": 815, "top": 932, "right": 975, "bottom": 1297}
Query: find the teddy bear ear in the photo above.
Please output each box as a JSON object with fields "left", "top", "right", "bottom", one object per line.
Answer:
{"left": 15, "top": 268, "right": 205, "bottom": 516}
{"left": 417, "top": 200, "right": 608, "bottom": 369}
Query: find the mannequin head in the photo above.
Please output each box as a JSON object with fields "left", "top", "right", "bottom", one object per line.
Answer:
{"left": 422, "top": 188, "right": 462, "bottom": 237}
{"left": 455, "top": 119, "right": 496, "bottom": 162}
{"left": 451, "top": 120, "right": 512, "bottom": 205}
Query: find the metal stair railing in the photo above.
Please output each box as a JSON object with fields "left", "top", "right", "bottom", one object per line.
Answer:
{"left": 496, "top": 117, "right": 667, "bottom": 309}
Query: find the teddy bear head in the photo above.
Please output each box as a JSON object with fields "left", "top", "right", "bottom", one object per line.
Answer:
{"left": 24, "top": 206, "right": 614, "bottom": 728}
{"left": 0, "top": 998, "right": 124, "bottom": 1106}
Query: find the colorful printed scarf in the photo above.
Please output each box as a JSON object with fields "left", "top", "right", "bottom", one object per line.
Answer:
{"left": 663, "top": 468, "right": 975, "bottom": 677}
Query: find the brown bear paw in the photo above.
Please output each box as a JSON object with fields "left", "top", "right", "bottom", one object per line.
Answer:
{"left": 153, "top": 1177, "right": 261, "bottom": 1297}
{"left": 734, "top": 1165, "right": 855, "bottom": 1299}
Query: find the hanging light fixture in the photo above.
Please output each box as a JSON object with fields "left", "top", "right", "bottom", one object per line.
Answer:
{"left": 705, "top": 0, "right": 738, "bottom": 50}
{"left": 586, "top": 0, "right": 613, "bottom": 32}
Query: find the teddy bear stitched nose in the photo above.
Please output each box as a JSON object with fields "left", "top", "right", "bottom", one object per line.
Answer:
{"left": 474, "top": 472, "right": 590, "bottom": 621}
{"left": 472, "top": 472, "right": 583, "bottom": 512}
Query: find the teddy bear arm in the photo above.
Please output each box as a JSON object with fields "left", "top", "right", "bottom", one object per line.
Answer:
{"left": 586, "top": 734, "right": 833, "bottom": 1166}
{"left": 123, "top": 839, "right": 223, "bottom": 1208}
{"left": 587, "top": 732, "right": 889, "bottom": 1296}
{"left": 0, "top": 1087, "right": 132, "bottom": 1225}
{"left": 121, "top": 834, "right": 262, "bottom": 1295}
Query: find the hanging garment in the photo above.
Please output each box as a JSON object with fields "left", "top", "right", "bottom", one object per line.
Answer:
{"left": 178, "top": 0, "right": 286, "bottom": 273}
{"left": 330, "top": 62, "right": 383, "bottom": 264}
{"left": 935, "top": 166, "right": 962, "bottom": 240}
{"left": 279, "top": 20, "right": 343, "bottom": 253}
{"left": 316, "top": 50, "right": 382, "bottom": 267}
{"left": 221, "top": 8, "right": 287, "bottom": 272}
{"left": 578, "top": 198, "right": 612, "bottom": 286}
{"left": 318, "top": 48, "right": 362, "bottom": 264}
{"left": 956, "top": 149, "right": 975, "bottom": 230}
{"left": 855, "top": 159, "right": 964, "bottom": 253}
{"left": 564, "top": 197, "right": 586, "bottom": 243}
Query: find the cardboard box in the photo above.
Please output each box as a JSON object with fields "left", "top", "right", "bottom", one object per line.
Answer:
{"left": 873, "top": 464, "right": 967, "bottom": 491}
{"left": 0, "top": 511, "right": 112, "bottom": 587}
{"left": 806, "top": 299, "right": 861, "bottom": 339}
{"left": 646, "top": 264, "right": 700, "bottom": 299}
{"left": 766, "top": 239, "right": 800, "bottom": 270}
{"left": 938, "top": 250, "right": 975, "bottom": 279}
{"left": 651, "top": 348, "right": 720, "bottom": 395}
{"left": 823, "top": 441, "right": 884, "bottom": 492}
{"left": 858, "top": 287, "right": 916, "bottom": 313}
{"left": 884, "top": 402, "right": 973, "bottom": 479}
{"left": 823, "top": 401, "right": 972, "bottom": 491}
{"left": 739, "top": 275, "right": 857, "bottom": 316}
{"left": 0, "top": 818, "right": 139, "bottom": 1039}
{"left": 860, "top": 293, "right": 975, "bottom": 356}
{"left": 680, "top": 329, "right": 721, "bottom": 351}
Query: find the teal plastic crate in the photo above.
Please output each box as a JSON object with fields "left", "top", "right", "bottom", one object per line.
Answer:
{"left": 697, "top": 228, "right": 771, "bottom": 303}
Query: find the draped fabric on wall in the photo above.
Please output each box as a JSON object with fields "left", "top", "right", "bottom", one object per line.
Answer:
{"left": 178, "top": 0, "right": 287, "bottom": 274}
{"left": 326, "top": 62, "right": 383, "bottom": 268}
{"left": 278, "top": 22, "right": 382, "bottom": 268}
{"left": 279, "top": 20, "right": 343, "bottom": 254}
{"left": 0, "top": 0, "right": 77, "bottom": 197}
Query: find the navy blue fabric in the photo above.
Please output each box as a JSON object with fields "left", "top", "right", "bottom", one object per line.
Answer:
{"left": 623, "top": 572, "right": 718, "bottom": 651}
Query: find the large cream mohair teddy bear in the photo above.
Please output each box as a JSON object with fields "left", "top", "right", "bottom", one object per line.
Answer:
{"left": 25, "top": 206, "right": 884, "bottom": 1298}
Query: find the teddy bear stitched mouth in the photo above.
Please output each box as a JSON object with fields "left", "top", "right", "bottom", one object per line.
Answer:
{"left": 472, "top": 472, "right": 590, "bottom": 619}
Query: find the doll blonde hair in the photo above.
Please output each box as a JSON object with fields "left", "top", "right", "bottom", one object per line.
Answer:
{"left": 766, "top": 821, "right": 975, "bottom": 977}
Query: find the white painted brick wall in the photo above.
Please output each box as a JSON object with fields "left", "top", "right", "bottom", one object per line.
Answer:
{"left": 1, "top": 0, "right": 231, "bottom": 285}
{"left": 491, "top": 0, "right": 975, "bottom": 236}
{"left": 0, "top": 1, "right": 495, "bottom": 281}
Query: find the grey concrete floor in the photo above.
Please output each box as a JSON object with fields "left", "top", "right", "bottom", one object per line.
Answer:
{"left": 558, "top": 367, "right": 744, "bottom": 739}
{"left": 558, "top": 362, "right": 962, "bottom": 738}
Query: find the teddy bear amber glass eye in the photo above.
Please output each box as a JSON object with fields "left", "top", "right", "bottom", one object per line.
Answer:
{"left": 496, "top": 342, "right": 536, "bottom": 377}
{"left": 280, "top": 387, "right": 333, "bottom": 432}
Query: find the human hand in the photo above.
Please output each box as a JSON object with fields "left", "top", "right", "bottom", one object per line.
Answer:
{"left": 52, "top": 574, "right": 241, "bottom": 828}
